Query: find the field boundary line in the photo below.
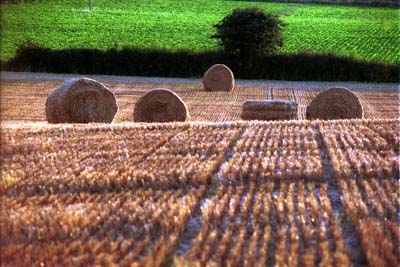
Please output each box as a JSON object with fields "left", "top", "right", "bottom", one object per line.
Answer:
{"left": 312, "top": 122, "right": 366, "bottom": 267}
{"left": 171, "top": 124, "right": 249, "bottom": 261}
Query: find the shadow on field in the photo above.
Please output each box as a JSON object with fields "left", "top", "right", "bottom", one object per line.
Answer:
{"left": 1, "top": 43, "right": 399, "bottom": 83}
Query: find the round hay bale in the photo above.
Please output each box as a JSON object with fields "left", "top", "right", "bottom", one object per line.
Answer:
{"left": 306, "top": 87, "right": 363, "bottom": 120}
{"left": 241, "top": 99, "right": 298, "bottom": 121}
{"left": 202, "top": 64, "right": 234, "bottom": 91}
{"left": 134, "top": 88, "right": 190, "bottom": 123}
{"left": 45, "top": 78, "right": 118, "bottom": 123}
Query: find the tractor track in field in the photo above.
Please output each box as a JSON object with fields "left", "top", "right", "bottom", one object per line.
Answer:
{"left": 173, "top": 126, "right": 248, "bottom": 260}
{"left": 312, "top": 122, "right": 366, "bottom": 267}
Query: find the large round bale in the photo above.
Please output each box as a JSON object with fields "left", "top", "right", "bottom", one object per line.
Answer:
{"left": 241, "top": 99, "right": 298, "bottom": 121}
{"left": 202, "top": 64, "right": 235, "bottom": 91}
{"left": 45, "top": 78, "right": 118, "bottom": 123}
{"left": 306, "top": 87, "right": 363, "bottom": 120}
{"left": 134, "top": 88, "right": 190, "bottom": 123}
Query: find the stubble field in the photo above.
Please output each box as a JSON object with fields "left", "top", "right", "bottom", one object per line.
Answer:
{"left": 1, "top": 78, "right": 398, "bottom": 122}
{"left": 0, "top": 75, "right": 399, "bottom": 266}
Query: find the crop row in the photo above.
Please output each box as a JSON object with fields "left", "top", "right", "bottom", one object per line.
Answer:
{"left": 338, "top": 178, "right": 399, "bottom": 267}
{"left": 1, "top": 123, "right": 243, "bottom": 196}
{"left": 319, "top": 120, "right": 399, "bottom": 179}
{"left": 1, "top": 119, "right": 399, "bottom": 267}
{"left": 339, "top": 178, "right": 398, "bottom": 223}
{"left": 320, "top": 119, "right": 399, "bottom": 266}
{"left": 218, "top": 121, "right": 322, "bottom": 182}
{"left": 2, "top": 119, "right": 398, "bottom": 195}
{"left": 1, "top": 125, "right": 186, "bottom": 194}
{"left": 174, "top": 182, "right": 350, "bottom": 267}
{"left": 1, "top": 187, "right": 206, "bottom": 266}
{"left": 282, "top": 18, "right": 399, "bottom": 63}
{"left": 353, "top": 90, "right": 399, "bottom": 120}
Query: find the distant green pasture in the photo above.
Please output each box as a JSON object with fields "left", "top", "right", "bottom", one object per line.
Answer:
{"left": 1, "top": 0, "right": 398, "bottom": 63}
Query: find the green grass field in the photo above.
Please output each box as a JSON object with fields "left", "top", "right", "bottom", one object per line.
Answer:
{"left": 1, "top": 0, "right": 399, "bottom": 63}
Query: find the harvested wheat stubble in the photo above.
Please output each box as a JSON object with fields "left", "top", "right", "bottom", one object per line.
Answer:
{"left": 3, "top": 79, "right": 399, "bottom": 122}
{"left": 175, "top": 182, "right": 351, "bottom": 267}
{"left": 202, "top": 64, "right": 235, "bottom": 91}
{"left": 134, "top": 88, "right": 190, "bottom": 123}
{"left": 45, "top": 78, "right": 118, "bottom": 123}
{"left": 1, "top": 119, "right": 399, "bottom": 267}
{"left": 306, "top": 87, "right": 363, "bottom": 120}
{"left": 241, "top": 99, "right": 298, "bottom": 121}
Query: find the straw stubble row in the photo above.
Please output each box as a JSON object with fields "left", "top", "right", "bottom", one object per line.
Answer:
{"left": 1, "top": 119, "right": 399, "bottom": 267}
{"left": 1, "top": 187, "right": 206, "bottom": 267}
{"left": 174, "top": 182, "right": 350, "bottom": 267}
{"left": 1, "top": 123, "right": 244, "bottom": 196}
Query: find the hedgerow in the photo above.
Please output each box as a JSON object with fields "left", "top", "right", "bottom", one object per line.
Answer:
{"left": 2, "top": 45, "right": 398, "bottom": 82}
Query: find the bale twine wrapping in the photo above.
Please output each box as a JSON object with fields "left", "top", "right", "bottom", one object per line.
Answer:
{"left": 134, "top": 88, "right": 190, "bottom": 123}
{"left": 241, "top": 99, "right": 298, "bottom": 121}
{"left": 306, "top": 87, "right": 363, "bottom": 120}
{"left": 202, "top": 64, "right": 235, "bottom": 91}
{"left": 45, "top": 78, "right": 118, "bottom": 123}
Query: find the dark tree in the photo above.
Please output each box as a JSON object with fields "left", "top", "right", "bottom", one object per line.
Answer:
{"left": 212, "top": 8, "right": 286, "bottom": 57}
